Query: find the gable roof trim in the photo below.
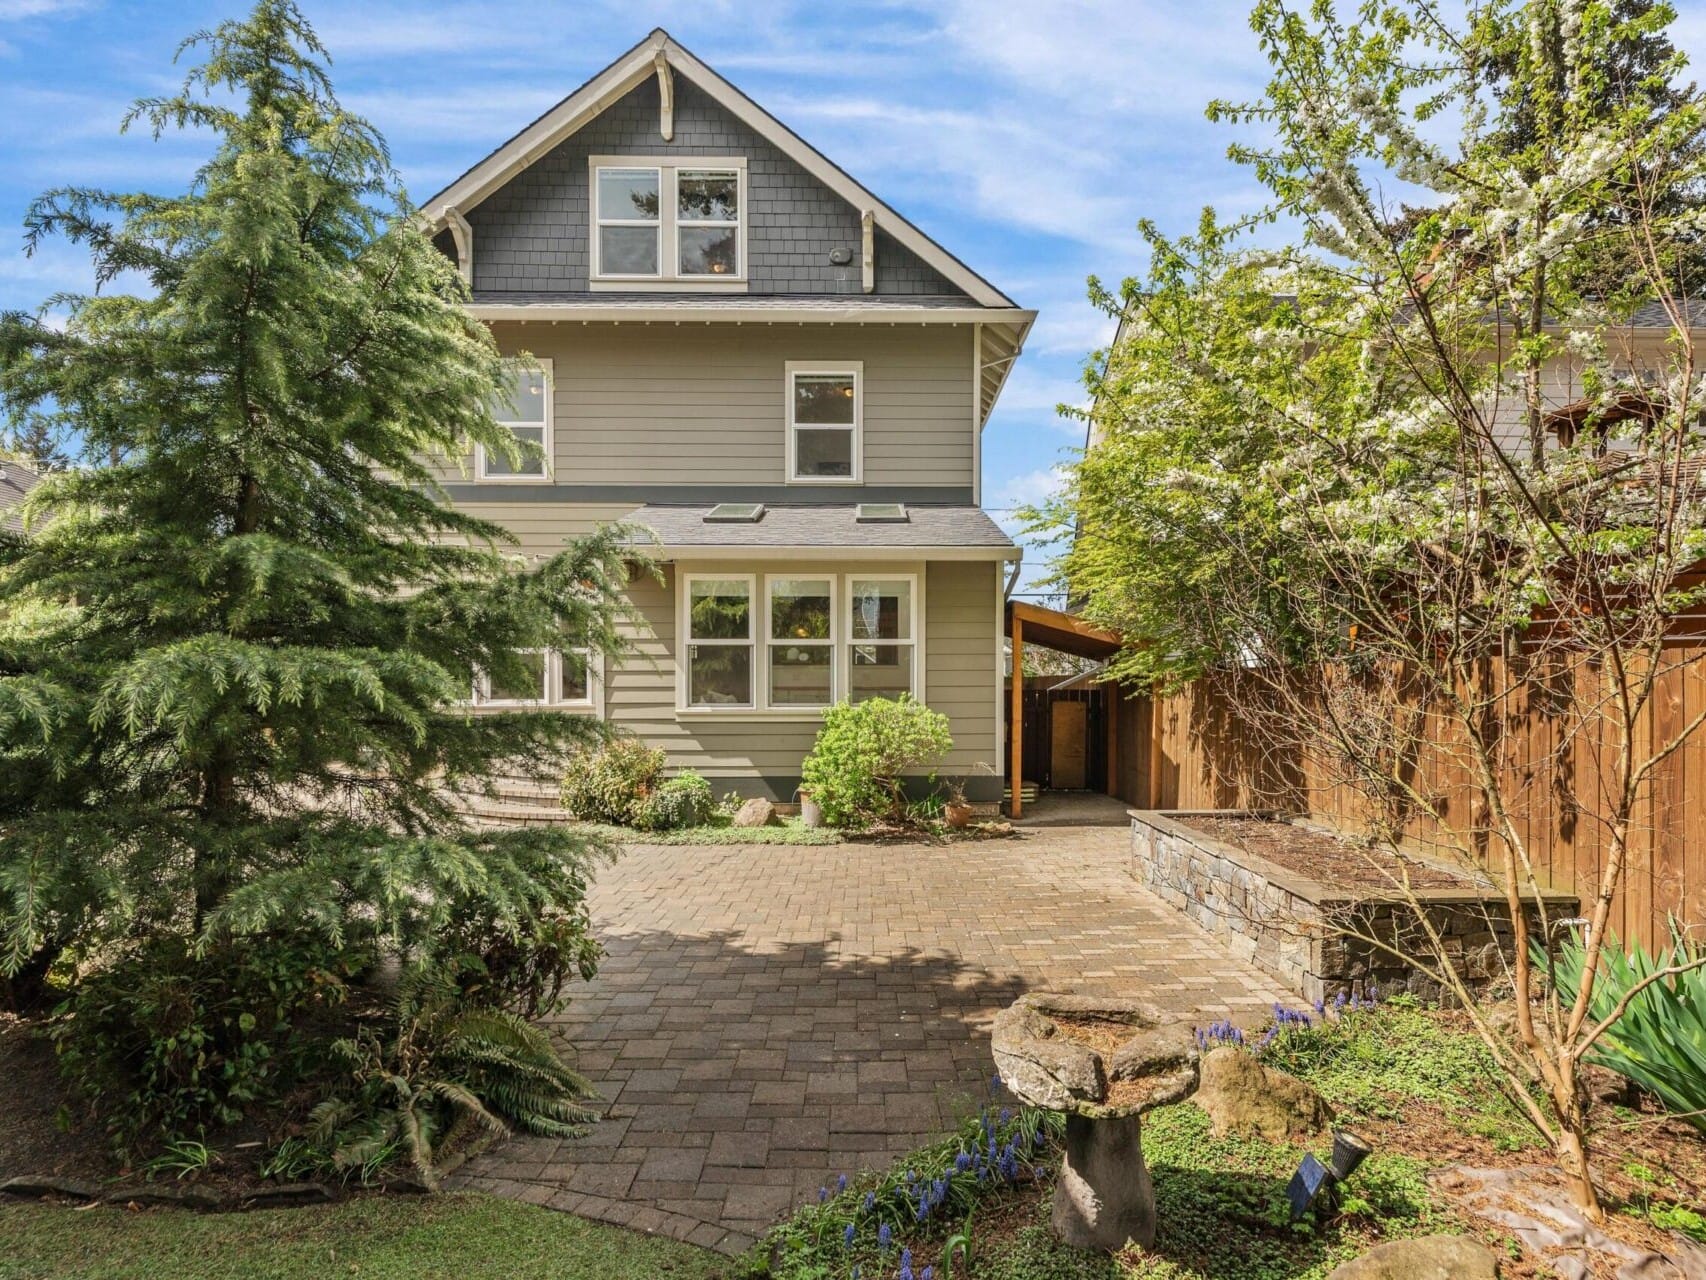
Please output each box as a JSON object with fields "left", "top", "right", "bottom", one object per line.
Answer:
{"left": 422, "top": 29, "right": 1015, "bottom": 310}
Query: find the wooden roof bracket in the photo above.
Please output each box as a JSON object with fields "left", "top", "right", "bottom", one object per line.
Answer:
{"left": 860, "top": 210, "right": 875, "bottom": 294}
{"left": 444, "top": 205, "right": 474, "bottom": 287}
{"left": 655, "top": 51, "right": 674, "bottom": 142}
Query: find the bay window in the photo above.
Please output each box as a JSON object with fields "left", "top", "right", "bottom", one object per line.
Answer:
{"left": 685, "top": 575, "right": 754, "bottom": 707}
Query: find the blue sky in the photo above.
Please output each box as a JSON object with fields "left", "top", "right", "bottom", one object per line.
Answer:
{"left": 4, "top": 0, "right": 1705, "bottom": 597}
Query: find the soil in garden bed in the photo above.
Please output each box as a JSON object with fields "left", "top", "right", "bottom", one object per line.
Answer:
{"left": 1186, "top": 815, "right": 1477, "bottom": 892}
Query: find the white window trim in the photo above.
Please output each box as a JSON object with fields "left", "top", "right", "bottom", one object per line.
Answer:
{"left": 764, "top": 574, "right": 837, "bottom": 711}
{"left": 673, "top": 568, "right": 925, "bottom": 714}
{"left": 475, "top": 357, "right": 553, "bottom": 484}
{"left": 589, "top": 156, "right": 748, "bottom": 291}
{"left": 785, "top": 361, "right": 863, "bottom": 486}
{"left": 844, "top": 573, "right": 920, "bottom": 703}
{"left": 473, "top": 646, "right": 602, "bottom": 713}
{"left": 678, "top": 572, "right": 757, "bottom": 710}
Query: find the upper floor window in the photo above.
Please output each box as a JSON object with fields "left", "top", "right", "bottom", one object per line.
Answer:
{"left": 477, "top": 361, "right": 551, "bottom": 482}
{"left": 591, "top": 158, "right": 745, "bottom": 287}
{"left": 786, "top": 362, "right": 862, "bottom": 484}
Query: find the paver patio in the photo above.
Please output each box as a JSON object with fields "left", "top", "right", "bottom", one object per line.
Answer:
{"left": 449, "top": 794, "right": 1289, "bottom": 1254}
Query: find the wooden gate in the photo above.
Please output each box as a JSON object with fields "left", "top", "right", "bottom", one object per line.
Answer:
{"left": 1010, "top": 684, "right": 1108, "bottom": 792}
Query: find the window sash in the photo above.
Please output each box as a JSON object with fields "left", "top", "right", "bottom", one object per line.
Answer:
{"left": 766, "top": 576, "right": 835, "bottom": 708}
{"left": 478, "top": 360, "right": 552, "bottom": 482}
{"left": 474, "top": 648, "right": 596, "bottom": 708}
{"left": 786, "top": 365, "right": 862, "bottom": 484}
{"left": 592, "top": 162, "right": 744, "bottom": 282}
{"left": 684, "top": 575, "right": 755, "bottom": 708}
{"left": 844, "top": 577, "right": 917, "bottom": 702}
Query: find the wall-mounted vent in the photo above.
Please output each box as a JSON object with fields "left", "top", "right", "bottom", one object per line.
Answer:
{"left": 855, "top": 503, "right": 908, "bottom": 523}
{"left": 704, "top": 502, "right": 766, "bottom": 523}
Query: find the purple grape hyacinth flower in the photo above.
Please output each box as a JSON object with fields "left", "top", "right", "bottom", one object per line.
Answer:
{"left": 838, "top": 1173, "right": 849, "bottom": 1193}
{"left": 878, "top": 1222, "right": 892, "bottom": 1251}
{"left": 844, "top": 1222, "right": 855, "bottom": 1249}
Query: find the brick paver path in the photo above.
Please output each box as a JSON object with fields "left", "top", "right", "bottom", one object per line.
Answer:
{"left": 449, "top": 795, "right": 1287, "bottom": 1253}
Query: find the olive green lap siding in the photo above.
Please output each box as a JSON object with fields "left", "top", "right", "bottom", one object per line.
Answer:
{"left": 446, "top": 322, "right": 974, "bottom": 492}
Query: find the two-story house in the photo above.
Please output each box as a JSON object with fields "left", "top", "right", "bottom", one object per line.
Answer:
{"left": 422, "top": 30, "right": 1032, "bottom": 808}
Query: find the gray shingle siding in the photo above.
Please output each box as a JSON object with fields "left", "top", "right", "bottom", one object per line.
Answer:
{"left": 465, "top": 75, "right": 970, "bottom": 299}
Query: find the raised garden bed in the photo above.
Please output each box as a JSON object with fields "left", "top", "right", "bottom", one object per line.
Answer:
{"left": 1128, "top": 809, "right": 1579, "bottom": 1004}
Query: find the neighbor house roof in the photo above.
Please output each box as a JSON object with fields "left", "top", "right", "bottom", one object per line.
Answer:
{"left": 628, "top": 503, "right": 1018, "bottom": 559}
{"left": 422, "top": 28, "right": 1015, "bottom": 311}
{"left": 0, "top": 457, "right": 41, "bottom": 535}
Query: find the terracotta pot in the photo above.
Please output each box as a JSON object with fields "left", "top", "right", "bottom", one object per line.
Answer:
{"left": 944, "top": 801, "right": 975, "bottom": 829}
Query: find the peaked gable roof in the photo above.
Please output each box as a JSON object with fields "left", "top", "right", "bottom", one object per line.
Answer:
{"left": 423, "top": 29, "right": 1015, "bottom": 310}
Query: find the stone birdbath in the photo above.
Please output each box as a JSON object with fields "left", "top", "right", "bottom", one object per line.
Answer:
{"left": 990, "top": 993, "right": 1198, "bottom": 1252}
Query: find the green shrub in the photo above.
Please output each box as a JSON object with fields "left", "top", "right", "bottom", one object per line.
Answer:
{"left": 800, "top": 697, "right": 952, "bottom": 829}
{"left": 52, "top": 935, "right": 356, "bottom": 1151}
{"left": 1546, "top": 925, "right": 1706, "bottom": 1132}
{"left": 635, "top": 771, "right": 714, "bottom": 832}
{"left": 559, "top": 737, "right": 666, "bottom": 826}
{"left": 308, "top": 963, "right": 597, "bottom": 1186}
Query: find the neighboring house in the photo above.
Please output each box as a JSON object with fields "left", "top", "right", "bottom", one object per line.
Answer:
{"left": 422, "top": 30, "right": 1033, "bottom": 806}
{"left": 0, "top": 456, "right": 41, "bottom": 536}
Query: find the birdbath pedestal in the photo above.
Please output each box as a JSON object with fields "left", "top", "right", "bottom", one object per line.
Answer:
{"left": 990, "top": 993, "right": 1199, "bottom": 1252}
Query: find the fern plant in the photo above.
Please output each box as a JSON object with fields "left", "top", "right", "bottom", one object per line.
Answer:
{"left": 311, "top": 966, "right": 597, "bottom": 1186}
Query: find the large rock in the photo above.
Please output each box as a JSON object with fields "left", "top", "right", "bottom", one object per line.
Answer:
{"left": 731, "top": 797, "right": 777, "bottom": 828}
{"left": 1326, "top": 1235, "right": 1500, "bottom": 1279}
{"left": 1193, "top": 1045, "right": 1332, "bottom": 1140}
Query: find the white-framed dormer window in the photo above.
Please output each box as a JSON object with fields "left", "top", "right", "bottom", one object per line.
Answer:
{"left": 786, "top": 361, "right": 862, "bottom": 484}
{"left": 476, "top": 360, "right": 552, "bottom": 482}
{"left": 474, "top": 647, "right": 599, "bottom": 710}
{"left": 683, "top": 574, "right": 754, "bottom": 708}
{"left": 846, "top": 576, "right": 917, "bottom": 701}
{"left": 766, "top": 576, "right": 835, "bottom": 708}
{"left": 590, "top": 157, "right": 746, "bottom": 288}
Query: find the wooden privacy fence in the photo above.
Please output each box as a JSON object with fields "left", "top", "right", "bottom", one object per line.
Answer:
{"left": 1141, "top": 649, "right": 1706, "bottom": 952}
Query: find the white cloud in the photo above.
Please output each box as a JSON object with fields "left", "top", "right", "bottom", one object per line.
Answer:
{"left": 0, "top": 0, "right": 88, "bottom": 19}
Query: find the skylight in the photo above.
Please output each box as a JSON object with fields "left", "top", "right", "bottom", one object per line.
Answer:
{"left": 855, "top": 503, "right": 908, "bottom": 523}
{"left": 704, "top": 502, "right": 766, "bottom": 523}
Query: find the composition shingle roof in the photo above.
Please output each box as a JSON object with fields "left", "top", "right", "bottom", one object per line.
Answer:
{"left": 0, "top": 459, "right": 40, "bottom": 535}
{"left": 628, "top": 503, "right": 1016, "bottom": 550}
{"left": 466, "top": 292, "right": 1026, "bottom": 318}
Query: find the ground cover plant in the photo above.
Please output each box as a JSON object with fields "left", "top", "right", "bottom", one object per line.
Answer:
{"left": 0, "top": 0, "right": 629, "bottom": 1180}
{"left": 747, "top": 997, "right": 1706, "bottom": 1279}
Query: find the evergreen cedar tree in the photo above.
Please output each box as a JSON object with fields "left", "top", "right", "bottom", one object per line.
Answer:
{"left": 0, "top": 2, "right": 636, "bottom": 1000}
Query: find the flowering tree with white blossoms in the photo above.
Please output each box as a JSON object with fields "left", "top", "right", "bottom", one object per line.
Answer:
{"left": 1042, "top": 0, "right": 1706, "bottom": 1215}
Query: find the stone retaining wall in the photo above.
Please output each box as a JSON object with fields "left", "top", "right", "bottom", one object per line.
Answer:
{"left": 1128, "top": 809, "right": 1578, "bottom": 1005}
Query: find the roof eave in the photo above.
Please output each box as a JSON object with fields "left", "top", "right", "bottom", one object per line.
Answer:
{"left": 467, "top": 303, "right": 1036, "bottom": 326}
{"left": 649, "top": 544, "right": 1020, "bottom": 561}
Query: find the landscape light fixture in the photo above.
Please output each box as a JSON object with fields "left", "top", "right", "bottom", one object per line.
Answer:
{"left": 1286, "top": 1130, "right": 1373, "bottom": 1221}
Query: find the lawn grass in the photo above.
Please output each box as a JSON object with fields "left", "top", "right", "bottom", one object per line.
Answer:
{"left": 0, "top": 1194, "right": 727, "bottom": 1280}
